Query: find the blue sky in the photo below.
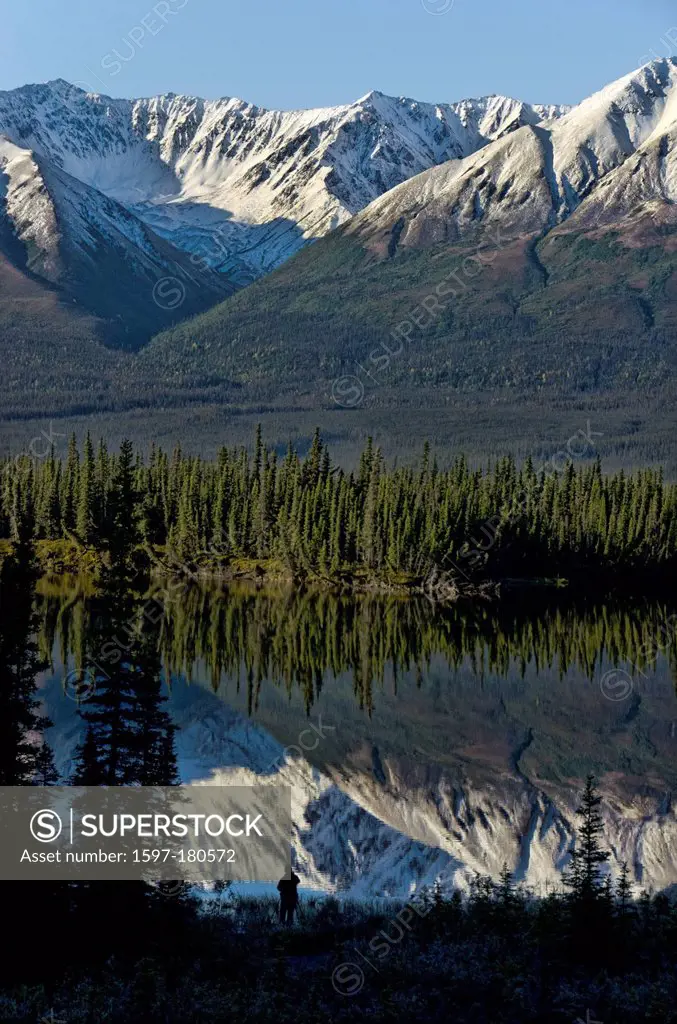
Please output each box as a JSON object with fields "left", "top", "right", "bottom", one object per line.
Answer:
{"left": 1, "top": 0, "right": 676, "bottom": 108}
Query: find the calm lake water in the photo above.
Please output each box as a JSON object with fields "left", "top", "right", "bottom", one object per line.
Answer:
{"left": 36, "top": 582, "right": 677, "bottom": 898}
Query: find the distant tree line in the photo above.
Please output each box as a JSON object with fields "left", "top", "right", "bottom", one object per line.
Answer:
{"left": 2, "top": 428, "right": 677, "bottom": 581}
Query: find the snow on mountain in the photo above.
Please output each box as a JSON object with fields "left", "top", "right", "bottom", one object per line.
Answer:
{"left": 0, "top": 115, "right": 233, "bottom": 343}
{"left": 0, "top": 137, "right": 63, "bottom": 278}
{"left": 1, "top": 134, "right": 169, "bottom": 282}
{"left": 348, "top": 58, "right": 677, "bottom": 253}
{"left": 549, "top": 60, "right": 677, "bottom": 237}
{"left": 0, "top": 61, "right": 674, "bottom": 314}
{"left": 0, "top": 79, "right": 569, "bottom": 285}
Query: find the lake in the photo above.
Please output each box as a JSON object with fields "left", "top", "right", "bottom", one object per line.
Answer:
{"left": 35, "top": 580, "right": 677, "bottom": 898}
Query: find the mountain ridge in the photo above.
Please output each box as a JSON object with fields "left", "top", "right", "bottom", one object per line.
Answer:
{"left": 2, "top": 60, "right": 677, "bottom": 442}
{"left": 0, "top": 77, "right": 570, "bottom": 286}
{"left": 136, "top": 57, "right": 677, "bottom": 416}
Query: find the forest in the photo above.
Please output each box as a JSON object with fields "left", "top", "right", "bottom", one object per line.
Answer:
{"left": 2, "top": 428, "right": 677, "bottom": 588}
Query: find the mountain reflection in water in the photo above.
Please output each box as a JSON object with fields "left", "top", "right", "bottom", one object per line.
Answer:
{"left": 36, "top": 581, "right": 677, "bottom": 896}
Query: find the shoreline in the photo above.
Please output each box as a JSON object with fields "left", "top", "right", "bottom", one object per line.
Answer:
{"left": 2, "top": 539, "right": 673, "bottom": 603}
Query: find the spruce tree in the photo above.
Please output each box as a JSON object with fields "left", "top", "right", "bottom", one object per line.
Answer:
{"left": 107, "top": 439, "right": 139, "bottom": 569}
{"left": 76, "top": 432, "right": 96, "bottom": 544}
{"left": 616, "top": 861, "right": 633, "bottom": 917}
{"left": 33, "top": 742, "right": 59, "bottom": 785}
{"left": 75, "top": 586, "right": 178, "bottom": 787}
{"left": 565, "top": 774, "right": 611, "bottom": 900}
{"left": 60, "top": 433, "right": 79, "bottom": 535}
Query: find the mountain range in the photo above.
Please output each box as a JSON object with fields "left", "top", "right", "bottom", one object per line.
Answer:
{"left": 1, "top": 61, "right": 676, "bottom": 434}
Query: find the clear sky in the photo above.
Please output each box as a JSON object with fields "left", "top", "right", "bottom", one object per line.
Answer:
{"left": 1, "top": 0, "right": 676, "bottom": 109}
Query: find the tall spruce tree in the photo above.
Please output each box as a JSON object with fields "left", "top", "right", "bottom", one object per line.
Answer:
{"left": 76, "top": 432, "right": 96, "bottom": 544}
{"left": 565, "top": 774, "right": 611, "bottom": 900}
{"left": 106, "top": 439, "right": 139, "bottom": 570}
{"left": 72, "top": 584, "right": 177, "bottom": 787}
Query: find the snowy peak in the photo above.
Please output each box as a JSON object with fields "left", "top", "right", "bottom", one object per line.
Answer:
{"left": 549, "top": 58, "right": 677, "bottom": 199}
{"left": 348, "top": 57, "right": 677, "bottom": 254}
{"left": 554, "top": 59, "right": 676, "bottom": 146}
{"left": 0, "top": 63, "right": 672, "bottom": 335}
{"left": 0, "top": 79, "right": 568, "bottom": 285}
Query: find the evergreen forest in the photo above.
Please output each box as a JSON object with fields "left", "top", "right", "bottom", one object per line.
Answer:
{"left": 1, "top": 428, "right": 677, "bottom": 587}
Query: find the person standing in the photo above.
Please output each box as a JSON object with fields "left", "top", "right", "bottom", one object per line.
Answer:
{"left": 277, "top": 871, "right": 300, "bottom": 925}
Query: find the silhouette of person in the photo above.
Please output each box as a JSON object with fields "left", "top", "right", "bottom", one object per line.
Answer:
{"left": 277, "top": 871, "right": 300, "bottom": 925}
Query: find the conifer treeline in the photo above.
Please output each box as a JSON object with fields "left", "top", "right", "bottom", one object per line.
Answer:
{"left": 3, "top": 428, "right": 677, "bottom": 579}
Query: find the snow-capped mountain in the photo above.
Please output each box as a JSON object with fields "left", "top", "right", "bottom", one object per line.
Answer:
{"left": 2, "top": 60, "right": 676, "bottom": 408}
{"left": 348, "top": 58, "right": 677, "bottom": 252}
{"left": 0, "top": 78, "right": 569, "bottom": 291}
{"left": 0, "top": 131, "right": 232, "bottom": 346}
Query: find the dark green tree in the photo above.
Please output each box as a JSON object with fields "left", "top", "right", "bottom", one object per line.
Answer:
{"left": 76, "top": 432, "right": 96, "bottom": 544}
{"left": 565, "top": 774, "right": 611, "bottom": 903}
{"left": 33, "top": 742, "right": 59, "bottom": 785}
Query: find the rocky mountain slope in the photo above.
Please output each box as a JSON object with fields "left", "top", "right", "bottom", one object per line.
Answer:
{"left": 0, "top": 133, "right": 232, "bottom": 348}
{"left": 142, "top": 58, "right": 677, "bottom": 408}
{"left": 348, "top": 58, "right": 677, "bottom": 251}
{"left": 0, "top": 79, "right": 568, "bottom": 287}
